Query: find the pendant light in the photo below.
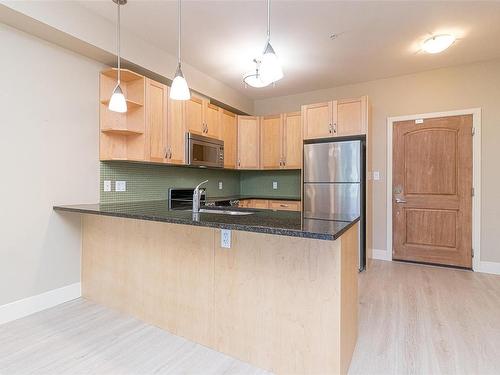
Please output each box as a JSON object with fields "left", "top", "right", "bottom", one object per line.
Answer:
{"left": 108, "top": 0, "right": 128, "bottom": 113}
{"left": 170, "top": 0, "right": 191, "bottom": 100}
{"left": 259, "top": 0, "right": 283, "bottom": 84}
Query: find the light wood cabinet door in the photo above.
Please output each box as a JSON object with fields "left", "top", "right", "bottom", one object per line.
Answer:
{"left": 167, "top": 97, "right": 186, "bottom": 164}
{"left": 337, "top": 97, "right": 366, "bottom": 136}
{"left": 185, "top": 97, "right": 204, "bottom": 135}
{"left": 261, "top": 114, "right": 282, "bottom": 169}
{"left": 302, "top": 101, "right": 337, "bottom": 139}
{"left": 220, "top": 109, "right": 237, "bottom": 169}
{"left": 146, "top": 79, "right": 168, "bottom": 163}
{"left": 282, "top": 111, "right": 302, "bottom": 169}
{"left": 237, "top": 116, "right": 260, "bottom": 169}
{"left": 205, "top": 103, "right": 221, "bottom": 139}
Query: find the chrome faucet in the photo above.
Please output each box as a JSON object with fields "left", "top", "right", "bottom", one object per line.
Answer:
{"left": 193, "top": 180, "right": 208, "bottom": 213}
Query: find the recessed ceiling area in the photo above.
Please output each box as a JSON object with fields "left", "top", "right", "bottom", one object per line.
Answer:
{"left": 79, "top": 1, "right": 500, "bottom": 100}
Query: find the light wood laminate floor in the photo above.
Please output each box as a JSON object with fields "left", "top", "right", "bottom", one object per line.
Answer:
{"left": 0, "top": 299, "right": 271, "bottom": 375}
{"left": 349, "top": 260, "right": 500, "bottom": 375}
{"left": 0, "top": 260, "right": 499, "bottom": 375}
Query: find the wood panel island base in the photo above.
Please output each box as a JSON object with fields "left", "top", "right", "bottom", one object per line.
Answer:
{"left": 81, "top": 215, "right": 359, "bottom": 375}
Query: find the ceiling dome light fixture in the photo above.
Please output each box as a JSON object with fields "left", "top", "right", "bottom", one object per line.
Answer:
{"left": 259, "top": 0, "right": 283, "bottom": 84}
{"left": 170, "top": 0, "right": 191, "bottom": 100}
{"left": 108, "top": 0, "right": 128, "bottom": 113}
{"left": 243, "top": 59, "right": 271, "bottom": 88}
{"left": 422, "top": 34, "right": 456, "bottom": 54}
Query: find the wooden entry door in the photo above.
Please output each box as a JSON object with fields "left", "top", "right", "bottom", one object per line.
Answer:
{"left": 392, "top": 115, "right": 473, "bottom": 268}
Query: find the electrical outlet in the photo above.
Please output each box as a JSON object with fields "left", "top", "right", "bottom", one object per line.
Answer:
{"left": 373, "top": 171, "right": 380, "bottom": 181}
{"left": 272, "top": 181, "right": 278, "bottom": 190}
{"left": 221, "top": 229, "right": 231, "bottom": 249}
{"left": 218, "top": 181, "right": 223, "bottom": 190}
{"left": 115, "top": 181, "right": 126, "bottom": 192}
{"left": 103, "top": 180, "right": 111, "bottom": 192}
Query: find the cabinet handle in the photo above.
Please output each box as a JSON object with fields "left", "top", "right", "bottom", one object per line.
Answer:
{"left": 237, "top": 160, "right": 241, "bottom": 167}
{"left": 283, "top": 160, "right": 286, "bottom": 167}
{"left": 329, "top": 123, "right": 332, "bottom": 134}
{"left": 333, "top": 122, "right": 337, "bottom": 133}
{"left": 165, "top": 147, "right": 169, "bottom": 159}
{"left": 280, "top": 204, "right": 288, "bottom": 207}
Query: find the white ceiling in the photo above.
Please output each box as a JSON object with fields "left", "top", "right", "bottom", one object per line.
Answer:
{"left": 80, "top": 1, "right": 500, "bottom": 100}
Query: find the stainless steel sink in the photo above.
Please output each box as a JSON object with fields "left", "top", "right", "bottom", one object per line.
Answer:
{"left": 198, "top": 209, "right": 254, "bottom": 216}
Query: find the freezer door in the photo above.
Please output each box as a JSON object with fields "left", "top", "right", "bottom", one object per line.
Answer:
{"left": 303, "top": 140, "right": 361, "bottom": 183}
{"left": 303, "top": 183, "right": 360, "bottom": 220}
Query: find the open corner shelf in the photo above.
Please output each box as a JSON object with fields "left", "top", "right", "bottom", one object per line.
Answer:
{"left": 100, "top": 99, "right": 143, "bottom": 111}
{"left": 101, "top": 68, "right": 144, "bottom": 83}
{"left": 101, "top": 128, "right": 144, "bottom": 136}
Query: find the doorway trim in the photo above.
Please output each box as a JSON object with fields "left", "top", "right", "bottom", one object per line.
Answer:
{"left": 386, "top": 108, "right": 481, "bottom": 271}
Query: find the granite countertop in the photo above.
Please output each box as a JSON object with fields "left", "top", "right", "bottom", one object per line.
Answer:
{"left": 205, "top": 195, "right": 301, "bottom": 202}
{"left": 53, "top": 200, "right": 359, "bottom": 241}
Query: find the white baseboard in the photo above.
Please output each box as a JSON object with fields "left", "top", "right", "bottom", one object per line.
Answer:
{"left": 0, "top": 282, "right": 81, "bottom": 325}
{"left": 371, "top": 248, "right": 392, "bottom": 261}
{"left": 476, "top": 261, "right": 500, "bottom": 276}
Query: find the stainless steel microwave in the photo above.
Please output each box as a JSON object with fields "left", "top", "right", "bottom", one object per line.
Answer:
{"left": 186, "top": 133, "right": 224, "bottom": 168}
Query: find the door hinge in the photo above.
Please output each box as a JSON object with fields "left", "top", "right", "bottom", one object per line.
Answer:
{"left": 472, "top": 127, "right": 476, "bottom": 136}
{"left": 472, "top": 248, "right": 474, "bottom": 258}
{"left": 472, "top": 187, "right": 475, "bottom": 197}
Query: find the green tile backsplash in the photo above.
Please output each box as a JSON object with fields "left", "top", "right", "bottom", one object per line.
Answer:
{"left": 240, "top": 170, "right": 301, "bottom": 198}
{"left": 100, "top": 161, "right": 301, "bottom": 203}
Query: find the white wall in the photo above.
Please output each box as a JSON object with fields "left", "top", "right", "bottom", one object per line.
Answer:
{"left": 255, "top": 59, "right": 500, "bottom": 264}
{"left": 0, "top": 24, "right": 100, "bottom": 305}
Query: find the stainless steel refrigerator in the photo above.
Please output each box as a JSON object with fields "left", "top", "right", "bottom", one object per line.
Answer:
{"left": 303, "top": 139, "right": 366, "bottom": 271}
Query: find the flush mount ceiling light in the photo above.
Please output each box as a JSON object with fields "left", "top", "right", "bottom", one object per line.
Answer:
{"left": 422, "top": 34, "right": 456, "bottom": 54}
{"left": 170, "top": 0, "right": 191, "bottom": 100}
{"left": 108, "top": 0, "right": 127, "bottom": 113}
{"left": 243, "top": 59, "right": 271, "bottom": 88}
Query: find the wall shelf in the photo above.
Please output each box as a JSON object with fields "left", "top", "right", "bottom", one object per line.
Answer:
{"left": 101, "top": 68, "right": 143, "bottom": 82}
{"left": 100, "top": 99, "right": 143, "bottom": 110}
{"left": 101, "top": 128, "right": 144, "bottom": 136}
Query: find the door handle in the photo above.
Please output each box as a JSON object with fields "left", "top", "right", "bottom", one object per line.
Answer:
{"left": 395, "top": 198, "right": 407, "bottom": 204}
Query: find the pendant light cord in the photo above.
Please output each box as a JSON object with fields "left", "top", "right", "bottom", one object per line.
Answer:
{"left": 117, "top": 1, "right": 121, "bottom": 85}
{"left": 178, "top": 0, "right": 181, "bottom": 66}
{"left": 267, "top": 0, "right": 271, "bottom": 42}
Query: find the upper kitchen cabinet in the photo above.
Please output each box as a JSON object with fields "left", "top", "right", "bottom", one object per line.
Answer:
{"left": 336, "top": 96, "right": 368, "bottom": 136}
{"left": 220, "top": 109, "right": 237, "bottom": 169}
{"left": 145, "top": 79, "right": 169, "bottom": 163}
{"left": 185, "top": 97, "right": 204, "bottom": 135}
{"left": 167, "top": 97, "right": 186, "bottom": 164}
{"left": 99, "top": 68, "right": 146, "bottom": 161}
{"left": 260, "top": 112, "right": 303, "bottom": 170}
{"left": 145, "top": 79, "right": 186, "bottom": 164}
{"left": 302, "top": 101, "right": 337, "bottom": 140}
{"left": 185, "top": 97, "right": 221, "bottom": 139}
{"left": 204, "top": 103, "right": 221, "bottom": 139}
{"left": 302, "top": 96, "right": 369, "bottom": 139}
{"left": 282, "top": 111, "right": 302, "bottom": 169}
{"left": 260, "top": 114, "right": 282, "bottom": 169}
{"left": 237, "top": 116, "right": 260, "bottom": 169}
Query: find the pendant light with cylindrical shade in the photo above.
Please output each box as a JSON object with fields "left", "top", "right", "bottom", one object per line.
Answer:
{"left": 108, "top": 0, "right": 128, "bottom": 113}
{"left": 170, "top": 0, "right": 191, "bottom": 100}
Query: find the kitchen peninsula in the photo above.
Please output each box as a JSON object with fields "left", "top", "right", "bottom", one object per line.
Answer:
{"left": 54, "top": 202, "right": 360, "bottom": 375}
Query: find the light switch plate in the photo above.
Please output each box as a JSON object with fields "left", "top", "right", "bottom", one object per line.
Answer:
{"left": 221, "top": 229, "right": 231, "bottom": 249}
{"left": 272, "top": 181, "right": 278, "bottom": 190}
{"left": 103, "top": 180, "right": 112, "bottom": 192}
{"left": 115, "top": 181, "right": 126, "bottom": 192}
{"left": 373, "top": 171, "right": 380, "bottom": 181}
{"left": 218, "top": 181, "right": 223, "bottom": 190}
